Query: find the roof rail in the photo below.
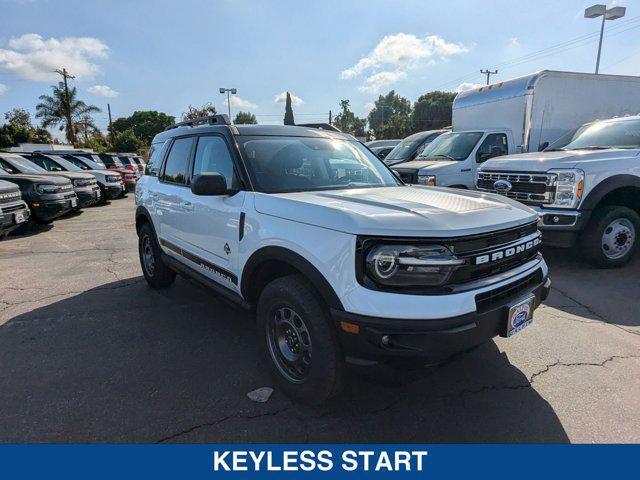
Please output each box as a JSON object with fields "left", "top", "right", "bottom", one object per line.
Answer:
{"left": 166, "top": 114, "right": 231, "bottom": 130}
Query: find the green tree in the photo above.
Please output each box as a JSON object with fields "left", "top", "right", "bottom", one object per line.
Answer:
{"left": 112, "top": 111, "right": 175, "bottom": 145}
{"left": 77, "top": 130, "right": 110, "bottom": 153}
{"left": 75, "top": 114, "right": 101, "bottom": 143}
{"left": 410, "top": 91, "right": 456, "bottom": 133}
{"left": 0, "top": 108, "right": 53, "bottom": 148}
{"left": 283, "top": 92, "right": 295, "bottom": 125}
{"left": 376, "top": 114, "right": 409, "bottom": 140}
{"left": 4, "top": 108, "right": 31, "bottom": 129}
{"left": 332, "top": 99, "right": 367, "bottom": 137}
{"left": 234, "top": 111, "right": 257, "bottom": 124}
{"left": 113, "top": 128, "right": 145, "bottom": 152}
{"left": 367, "top": 90, "right": 411, "bottom": 139}
{"left": 181, "top": 102, "right": 217, "bottom": 121}
{"left": 35, "top": 81, "right": 100, "bottom": 144}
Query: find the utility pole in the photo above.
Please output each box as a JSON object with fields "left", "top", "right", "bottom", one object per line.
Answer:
{"left": 480, "top": 69, "right": 498, "bottom": 85}
{"left": 54, "top": 67, "right": 76, "bottom": 144}
{"left": 107, "top": 103, "right": 115, "bottom": 147}
{"left": 329, "top": 110, "right": 332, "bottom": 125}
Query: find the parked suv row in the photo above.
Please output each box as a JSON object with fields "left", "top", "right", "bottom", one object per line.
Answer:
{"left": 136, "top": 115, "right": 550, "bottom": 404}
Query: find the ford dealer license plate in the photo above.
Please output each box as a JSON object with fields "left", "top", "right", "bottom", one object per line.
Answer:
{"left": 507, "top": 295, "right": 535, "bottom": 337}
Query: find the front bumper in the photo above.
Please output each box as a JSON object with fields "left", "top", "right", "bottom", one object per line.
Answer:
{"left": 30, "top": 195, "right": 78, "bottom": 221}
{"left": 75, "top": 185, "right": 102, "bottom": 207}
{"left": 0, "top": 201, "right": 30, "bottom": 234}
{"left": 331, "top": 270, "right": 550, "bottom": 362}
{"left": 104, "top": 183, "right": 126, "bottom": 199}
{"left": 532, "top": 207, "right": 591, "bottom": 248}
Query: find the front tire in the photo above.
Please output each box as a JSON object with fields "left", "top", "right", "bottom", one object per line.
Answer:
{"left": 581, "top": 206, "right": 640, "bottom": 268}
{"left": 256, "top": 275, "right": 344, "bottom": 404}
{"left": 138, "top": 222, "right": 176, "bottom": 288}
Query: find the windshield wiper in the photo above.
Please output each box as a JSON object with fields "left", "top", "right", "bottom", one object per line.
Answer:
{"left": 569, "top": 146, "right": 612, "bottom": 151}
{"left": 427, "top": 154, "right": 457, "bottom": 161}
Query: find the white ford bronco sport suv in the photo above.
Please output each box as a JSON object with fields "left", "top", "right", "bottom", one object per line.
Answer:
{"left": 478, "top": 115, "right": 640, "bottom": 268}
{"left": 135, "top": 115, "right": 550, "bottom": 404}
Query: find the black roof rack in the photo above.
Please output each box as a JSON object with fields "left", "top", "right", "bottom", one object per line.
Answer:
{"left": 166, "top": 114, "right": 231, "bottom": 131}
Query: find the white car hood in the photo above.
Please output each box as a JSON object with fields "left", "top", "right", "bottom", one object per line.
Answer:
{"left": 253, "top": 186, "right": 537, "bottom": 237}
{"left": 481, "top": 149, "right": 640, "bottom": 172}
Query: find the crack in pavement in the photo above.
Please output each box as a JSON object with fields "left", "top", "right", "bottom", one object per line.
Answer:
{"left": 154, "top": 404, "right": 296, "bottom": 443}
{"left": 551, "top": 286, "right": 640, "bottom": 337}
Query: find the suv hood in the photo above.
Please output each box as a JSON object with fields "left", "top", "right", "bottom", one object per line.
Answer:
{"left": 481, "top": 148, "right": 640, "bottom": 172}
{"left": 44, "top": 171, "right": 95, "bottom": 180}
{"left": 254, "top": 186, "right": 537, "bottom": 237}
{"left": 0, "top": 178, "right": 19, "bottom": 193}
{"left": 0, "top": 173, "right": 70, "bottom": 185}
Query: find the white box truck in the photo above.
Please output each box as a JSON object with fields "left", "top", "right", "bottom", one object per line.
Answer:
{"left": 393, "top": 70, "right": 640, "bottom": 189}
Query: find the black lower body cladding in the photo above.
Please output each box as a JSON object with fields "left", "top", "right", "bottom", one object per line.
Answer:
{"left": 104, "top": 184, "right": 126, "bottom": 199}
{"left": 30, "top": 196, "right": 77, "bottom": 222}
{"left": 331, "top": 269, "right": 550, "bottom": 363}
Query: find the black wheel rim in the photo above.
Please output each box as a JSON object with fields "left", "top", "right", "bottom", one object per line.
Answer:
{"left": 141, "top": 234, "right": 155, "bottom": 276}
{"left": 266, "top": 306, "right": 312, "bottom": 383}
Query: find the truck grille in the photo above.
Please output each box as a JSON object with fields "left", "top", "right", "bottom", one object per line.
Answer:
{"left": 392, "top": 168, "right": 418, "bottom": 184}
{"left": 477, "top": 171, "right": 556, "bottom": 205}
{"left": 0, "top": 202, "right": 25, "bottom": 214}
{"left": 475, "top": 269, "right": 543, "bottom": 312}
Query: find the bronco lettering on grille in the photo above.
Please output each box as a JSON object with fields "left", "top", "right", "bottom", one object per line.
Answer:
{"left": 473, "top": 236, "right": 542, "bottom": 265}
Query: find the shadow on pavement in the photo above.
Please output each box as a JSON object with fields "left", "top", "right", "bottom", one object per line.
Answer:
{"left": 542, "top": 246, "right": 640, "bottom": 329}
{"left": 0, "top": 276, "right": 569, "bottom": 443}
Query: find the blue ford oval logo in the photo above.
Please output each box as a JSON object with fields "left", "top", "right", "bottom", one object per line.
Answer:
{"left": 493, "top": 179, "right": 512, "bottom": 192}
{"left": 512, "top": 309, "right": 530, "bottom": 328}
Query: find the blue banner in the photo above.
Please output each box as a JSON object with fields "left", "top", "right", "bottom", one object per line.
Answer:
{"left": 0, "top": 444, "right": 636, "bottom": 479}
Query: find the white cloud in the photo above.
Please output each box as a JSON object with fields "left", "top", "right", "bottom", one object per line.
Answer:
{"left": 359, "top": 70, "right": 407, "bottom": 93}
{"left": 0, "top": 33, "right": 109, "bottom": 82}
{"left": 274, "top": 91, "right": 304, "bottom": 106}
{"left": 225, "top": 95, "right": 257, "bottom": 109}
{"left": 0, "top": 84, "right": 7, "bottom": 95}
{"left": 341, "top": 33, "right": 467, "bottom": 80}
{"left": 87, "top": 84, "right": 118, "bottom": 97}
{"left": 456, "top": 82, "right": 483, "bottom": 93}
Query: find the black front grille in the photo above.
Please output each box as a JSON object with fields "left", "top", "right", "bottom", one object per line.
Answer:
{"left": 475, "top": 269, "right": 543, "bottom": 312}
{"left": 393, "top": 168, "right": 418, "bottom": 184}
{"left": 1, "top": 203, "right": 25, "bottom": 214}
{"left": 449, "top": 221, "right": 537, "bottom": 255}
{"left": 477, "top": 178, "right": 547, "bottom": 194}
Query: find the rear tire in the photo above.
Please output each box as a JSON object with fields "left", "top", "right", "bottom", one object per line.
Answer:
{"left": 138, "top": 222, "right": 176, "bottom": 288}
{"left": 256, "top": 274, "right": 344, "bottom": 405}
{"left": 581, "top": 206, "right": 640, "bottom": 268}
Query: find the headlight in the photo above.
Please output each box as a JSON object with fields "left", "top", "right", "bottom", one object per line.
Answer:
{"left": 72, "top": 179, "right": 93, "bottom": 187}
{"left": 36, "top": 184, "right": 61, "bottom": 194}
{"left": 417, "top": 175, "right": 436, "bottom": 186}
{"left": 365, "top": 244, "right": 464, "bottom": 287}
{"left": 106, "top": 175, "right": 121, "bottom": 183}
{"left": 547, "top": 169, "right": 584, "bottom": 208}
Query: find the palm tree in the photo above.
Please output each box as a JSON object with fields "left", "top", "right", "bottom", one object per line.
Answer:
{"left": 36, "top": 82, "right": 100, "bottom": 144}
{"left": 75, "top": 114, "right": 100, "bottom": 142}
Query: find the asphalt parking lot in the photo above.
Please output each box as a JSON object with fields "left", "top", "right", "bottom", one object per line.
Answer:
{"left": 1, "top": 196, "right": 639, "bottom": 443}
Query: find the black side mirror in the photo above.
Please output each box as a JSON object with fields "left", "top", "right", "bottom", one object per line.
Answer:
{"left": 191, "top": 173, "right": 228, "bottom": 196}
{"left": 538, "top": 141, "right": 549, "bottom": 151}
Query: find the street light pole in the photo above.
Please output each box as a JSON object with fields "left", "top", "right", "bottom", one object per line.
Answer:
{"left": 219, "top": 87, "right": 237, "bottom": 119}
{"left": 584, "top": 4, "right": 626, "bottom": 74}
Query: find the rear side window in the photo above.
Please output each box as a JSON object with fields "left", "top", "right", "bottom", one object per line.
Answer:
{"left": 162, "top": 137, "right": 194, "bottom": 185}
{"left": 146, "top": 142, "right": 168, "bottom": 177}
{"left": 192, "top": 135, "right": 239, "bottom": 189}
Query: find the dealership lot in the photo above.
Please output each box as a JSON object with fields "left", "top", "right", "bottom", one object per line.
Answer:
{"left": 0, "top": 197, "right": 639, "bottom": 443}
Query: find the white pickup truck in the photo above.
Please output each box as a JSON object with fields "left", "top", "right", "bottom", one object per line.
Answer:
{"left": 477, "top": 115, "right": 640, "bottom": 268}
{"left": 394, "top": 70, "right": 640, "bottom": 189}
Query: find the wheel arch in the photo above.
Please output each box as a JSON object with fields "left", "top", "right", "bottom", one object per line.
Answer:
{"left": 241, "top": 246, "right": 344, "bottom": 311}
{"left": 581, "top": 175, "right": 640, "bottom": 213}
{"left": 135, "top": 205, "right": 156, "bottom": 236}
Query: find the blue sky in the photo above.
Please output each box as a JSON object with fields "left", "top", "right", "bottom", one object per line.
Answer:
{"left": 0, "top": 0, "right": 638, "bottom": 134}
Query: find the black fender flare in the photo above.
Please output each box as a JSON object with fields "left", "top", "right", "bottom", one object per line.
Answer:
{"left": 580, "top": 175, "right": 640, "bottom": 211}
{"left": 241, "top": 246, "right": 344, "bottom": 311}
{"left": 135, "top": 205, "right": 157, "bottom": 238}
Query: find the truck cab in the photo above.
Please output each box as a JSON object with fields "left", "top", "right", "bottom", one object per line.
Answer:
{"left": 393, "top": 129, "right": 514, "bottom": 188}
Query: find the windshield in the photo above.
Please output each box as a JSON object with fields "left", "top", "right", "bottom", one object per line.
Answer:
{"left": 385, "top": 139, "right": 422, "bottom": 162}
{"left": 66, "top": 155, "right": 105, "bottom": 170}
{"left": 48, "top": 155, "right": 82, "bottom": 171}
{"left": 3, "top": 156, "right": 48, "bottom": 174}
{"left": 561, "top": 119, "right": 640, "bottom": 150}
{"left": 237, "top": 136, "right": 400, "bottom": 193}
{"left": 418, "top": 131, "right": 483, "bottom": 161}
